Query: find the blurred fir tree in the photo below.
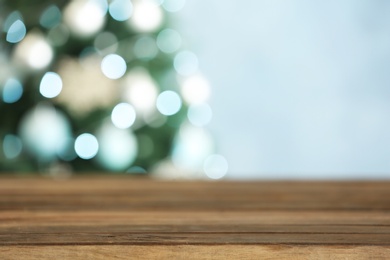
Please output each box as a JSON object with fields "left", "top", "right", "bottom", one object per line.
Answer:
{"left": 0, "top": 0, "right": 189, "bottom": 174}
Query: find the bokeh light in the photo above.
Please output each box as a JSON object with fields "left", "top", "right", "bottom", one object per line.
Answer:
{"left": 14, "top": 33, "right": 53, "bottom": 69}
{"left": 203, "top": 154, "right": 228, "bottom": 180}
{"left": 6, "top": 20, "right": 26, "bottom": 43}
{"left": 3, "top": 11, "right": 23, "bottom": 33}
{"left": 187, "top": 103, "right": 212, "bottom": 127}
{"left": 109, "top": 0, "right": 133, "bottom": 21}
{"left": 39, "top": 72, "right": 63, "bottom": 99}
{"left": 174, "top": 51, "right": 198, "bottom": 76}
{"left": 101, "top": 54, "right": 127, "bottom": 79}
{"left": 47, "top": 25, "right": 70, "bottom": 46}
{"left": 94, "top": 32, "right": 118, "bottom": 54}
{"left": 123, "top": 68, "right": 158, "bottom": 115}
{"left": 39, "top": 5, "right": 62, "bottom": 29}
{"left": 111, "top": 103, "right": 136, "bottom": 129}
{"left": 157, "top": 28, "right": 182, "bottom": 53}
{"left": 2, "top": 135, "right": 23, "bottom": 159}
{"left": 19, "top": 104, "right": 71, "bottom": 160}
{"left": 97, "top": 123, "right": 138, "bottom": 170}
{"left": 74, "top": 133, "right": 99, "bottom": 160}
{"left": 156, "top": 90, "right": 182, "bottom": 116}
{"left": 134, "top": 35, "right": 158, "bottom": 60}
{"left": 64, "top": 0, "right": 107, "bottom": 37}
{"left": 130, "top": 0, "right": 163, "bottom": 32}
{"left": 181, "top": 74, "right": 211, "bottom": 104}
{"left": 126, "top": 166, "right": 147, "bottom": 174}
{"left": 162, "top": 0, "right": 186, "bottom": 12}
{"left": 172, "top": 124, "right": 214, "bottom": 171}
{"left": 2, "top": 78, "right": 23, "bottom": 103}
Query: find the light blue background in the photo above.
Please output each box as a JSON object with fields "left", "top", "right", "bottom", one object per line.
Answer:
{"left": 177, "top": 1, "right": 390, "bottom": 179}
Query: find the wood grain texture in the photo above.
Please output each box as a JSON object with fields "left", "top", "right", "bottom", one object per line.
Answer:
{"left": 0, "top": 176, "right": 389, "bottom": 259}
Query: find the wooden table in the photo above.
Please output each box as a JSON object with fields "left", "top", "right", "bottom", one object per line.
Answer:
{"left": 0, "top": 177, "right": 389, "bottom": 259}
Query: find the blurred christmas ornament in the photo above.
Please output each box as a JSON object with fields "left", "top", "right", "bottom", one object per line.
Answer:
{"left": 56, "top": 56, "right": 119, "bottom": 116}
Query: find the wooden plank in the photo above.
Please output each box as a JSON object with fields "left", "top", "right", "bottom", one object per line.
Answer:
{"left": 2, "top": 223, "right": 390, "bottom": 234}
{"left": 1, "top": 211, "right": 390, "bottom": 227}
{"left": 0, "top": 177, "right": 389, "bottom": 258}
{"left": 1, "top": 245, "right": 390, "bottom": 260}
{"left": 1, "top": 232, "right": 390, "bottom": 246}
{"left": 0, "top": 178, "right": 389, "bottom": 211}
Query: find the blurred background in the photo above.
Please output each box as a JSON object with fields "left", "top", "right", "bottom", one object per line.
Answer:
{"left": 1, "top": 0, "right": 390, "bottom": 179}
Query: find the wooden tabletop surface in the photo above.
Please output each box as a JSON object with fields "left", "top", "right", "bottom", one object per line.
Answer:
{"left": 0, "top": 176, "right": 389, "bottom": 259}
